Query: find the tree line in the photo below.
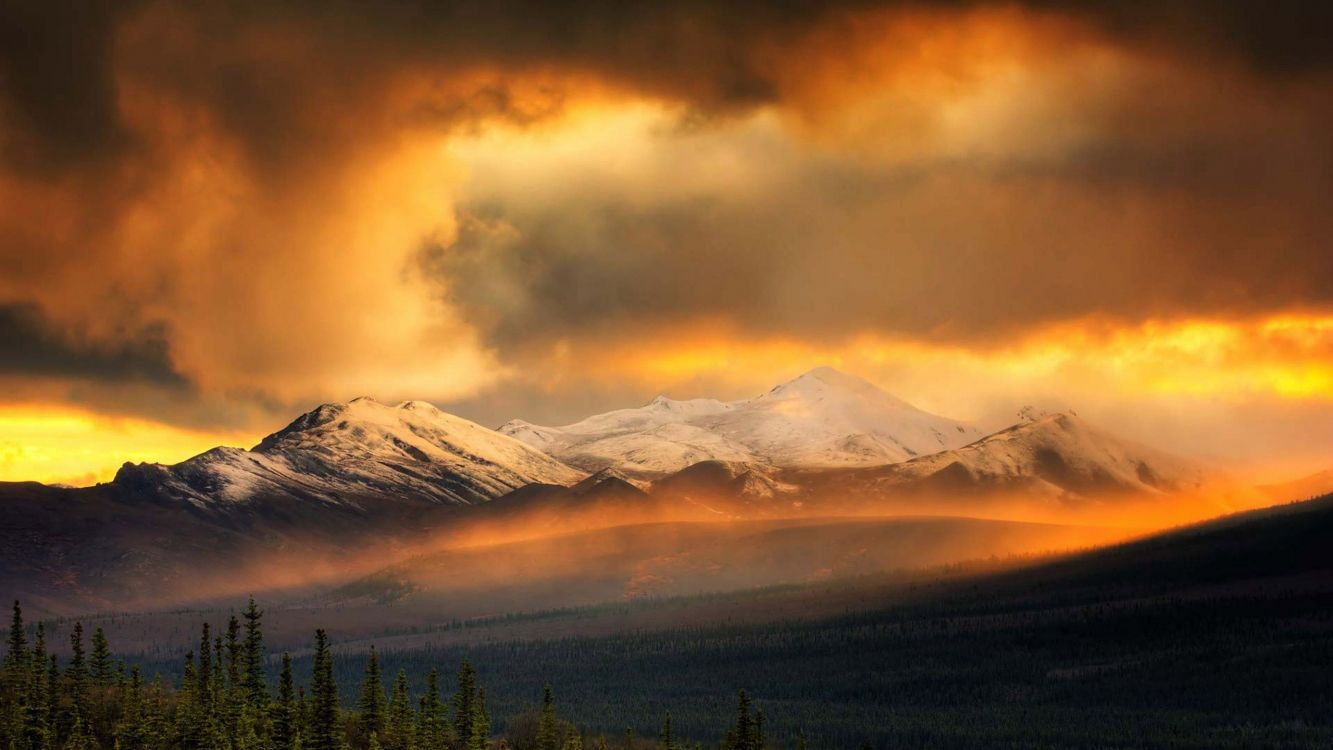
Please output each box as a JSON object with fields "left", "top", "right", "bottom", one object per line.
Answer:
{"left": 1, "top": 602, "right": 803, "bottom": 750}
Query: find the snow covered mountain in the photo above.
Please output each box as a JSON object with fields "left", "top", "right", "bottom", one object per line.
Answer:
{"left": 500, "top": 367, "right": 984, "bottom": 476}
{"left": 115, "top": 397, "right": 583, "bottom": 509}
{"left": 833, "top": 411, "right": 1212, "bottom": 500}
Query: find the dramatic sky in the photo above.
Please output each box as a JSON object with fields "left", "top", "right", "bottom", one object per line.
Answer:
{"left": 2, "top": 0, "right": 1331, "bottom": 485}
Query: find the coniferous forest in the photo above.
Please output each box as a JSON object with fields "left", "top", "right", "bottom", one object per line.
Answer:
{"left": 0, "top": 600, "right": 777, "bottom": 750}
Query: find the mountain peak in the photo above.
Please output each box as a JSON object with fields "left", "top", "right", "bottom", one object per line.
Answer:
{"left": 506, "top": 367, "right": 981, "bottom": 474}
{"left": 764, "top": 366, "right": 908, "bottom": 406}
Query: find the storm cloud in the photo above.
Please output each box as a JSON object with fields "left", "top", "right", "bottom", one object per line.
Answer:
{"left": 0, "top": 0, "right": 1330, "bottom": 462}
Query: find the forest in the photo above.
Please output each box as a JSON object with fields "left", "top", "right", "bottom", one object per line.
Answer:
{"left": 0, "top": 600, "right": 788, "bottom": 750}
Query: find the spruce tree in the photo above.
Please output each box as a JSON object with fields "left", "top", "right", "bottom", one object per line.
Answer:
{"left": 4, "top": 601, "right": 29, "bottom": 750}
{"left": 729, "top": 691, "right": 754, "bottom": 750}
{"left": 415, "top": 668, "right": 447, "bottom": 750}
{"left": 795, "top": 729, "right": 808, "bottom": 750}
{"left": 241, "top": 598, "right": 268, "bottom": 709}
{"left": 384, "top": 669, "right": 414, "bottom": 750}
{"left": 45, "top": 655, "right": 59, "bottom": 743}
{"left": 467, "top": 688, "right": 488, "bottom": 750}
{"left": 65, "top": 623, "right": 88, "bottom": 725}
{"left": 63, "top": 714, "right": 91, "bottom": 750}
{"left": 535, "top": 686, "right": 557, "bottom": 750}
{"left": 5, "top": 601, "right": 26, "bottom": 671}
{"left": 358, "top": 647, "right": 386, "bottom": 742}
{"left": 176, "top": 651, "right": 204, "bottom": 750}
{"left": 24, "top": 623, "right": 50, "bottom": 750}
{"left": 114, "top": 666, "right": 146, "bottom": 750}
{"left": 144, "top": 676, "right": 170, "bottom": 750}
{"left": 225, "top": 617, "right": 242, "bottom": 695}
{"left": 307, "top": 630, "right": 339, "bottom": 750}
{"left": 89, "top": 628, "right": 113, "bottom": 687}
{"left": 210, "top": 635, "right": 227, "bottom": 741}
{"left": 659, "top": 712, "right": 672, "bottom": 750}
{"left": 754, "top": 707, "right": 764, "bottom": 750}
{"left": 272, "top": 652, "right": 297, "bottom": 750}
{"left": 196, "top": 624, "right": 212, "bottom": 700}
{"left": 234, "top": 703, "right": 264, "bottom": 750}
{"left": 451, "top": 661, "right": 476, "bottom": 749}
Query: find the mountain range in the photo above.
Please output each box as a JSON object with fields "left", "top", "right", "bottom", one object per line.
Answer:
{"left": 0, "top": 366, "right": 1240, "bottom": 612}
{"left": 96, "top": 367, "right": 1216, "bottom": 511}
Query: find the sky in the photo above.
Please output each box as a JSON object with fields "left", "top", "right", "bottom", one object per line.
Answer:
{"left": 1, "top": 0, "right": 1331, "bottom": 485}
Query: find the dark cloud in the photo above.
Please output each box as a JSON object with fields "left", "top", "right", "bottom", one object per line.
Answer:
{"left": 0, "top": 1, "right": 139, "bottom": 173}
{"left": 2, "top": 0, "right": 1329, "bottom": 177}
{"left": 0, "top": 304, "right": 186, "bottom": 385}
{"left": 0, "top": 0, "right": 1329, "bottom": 436}
{"left": 425, "top": 121, "right": 1333, "bottom": 349}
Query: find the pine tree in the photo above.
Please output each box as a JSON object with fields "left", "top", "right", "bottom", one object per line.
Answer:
{"left": 415, "top": 669, "right": 447, "bottom": 750}
{"left": 4, "top": 601, "right": 30, "bottom": 750}
{"left": 45, "top": 655, "right": 59, "bottom": 744}
{"left": 358, "top": 647, "right": 386, "bottom": 743}
{"left": 795, "top": 729, "right": 808, "bottom": 750}
{"left": 729, "top": 691, "right": 754, "bottom": 750}
{"left": 220, "top": 618, "right": 243, "bottom": 739}
{"left": 451, "top": 661, "right": 476, "bottom": 749}
{"left": 659, "top": 712, "right": 672, "bottom": 750}
{"left": 23, "top": 623, "right": 50, "bottom": 750}
{"left": 176, "top": 651, "right": 205, "bottom": 750}
{"left": 196, "top": 624, "right": 212, "bottom": 700}
{"left": 241, "top": 598, "right": 268, "bottom": 709}
{"left": 115, "top": 666, "right": 147, "bottom": 750}
{"left": 466, "top": 688, "right": 488, "bottom": 750}
{"left": 213, "top": 636, "right": 226, "bottom": 696}
{"left": 754, "top": 707, "right": 764, "bottom": 750}
{"left": 144, "top": 676, "right": 169, "bottom": 750}
{"left": 65, "top": 623, "right": 88, "bottom": 726}
{"left": 272, "top": 652, "right": 298, "bottom": 750}
{"left": 90, "top": 628, "right": 113, "bottom": 687}
{"left": 234, "top": 704, "right": 263, "bottom": 750}
{"left": 535, "top": 686, "right": 557, "bottom": 750}
{"left": 225, "top": 617, "right": 242, "bottom": 695}
{"left": 210, "top": 635, "right": 227, "bottom": 741}
{"left": 63, "top": 714, "right": 91, "bottom": 750}
{"left": 5, "top": 601, "right": 26, "bottom": 670}
{"left": 384, "top": 670, "right": 415, "bottom": 750}
{"left": 307, "top": 630, "right": 339, "bottom": 750}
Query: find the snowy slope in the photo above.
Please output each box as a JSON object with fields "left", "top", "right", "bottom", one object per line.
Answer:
{"left": 115, "top": 397, "right": 583, "bottom": 509}
{"left": 500, "top": 367, "right": 983, "bottom": 476}
{"left": 864, "top": 411, "right": 1211, "bottom": 499}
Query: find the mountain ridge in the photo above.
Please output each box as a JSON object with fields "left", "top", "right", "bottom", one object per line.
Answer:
{"left": 501, "top": 367, "right": 985, "bottom": 476}
{"left": 115, "top": 396, "right": 583, "bottom": 509}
